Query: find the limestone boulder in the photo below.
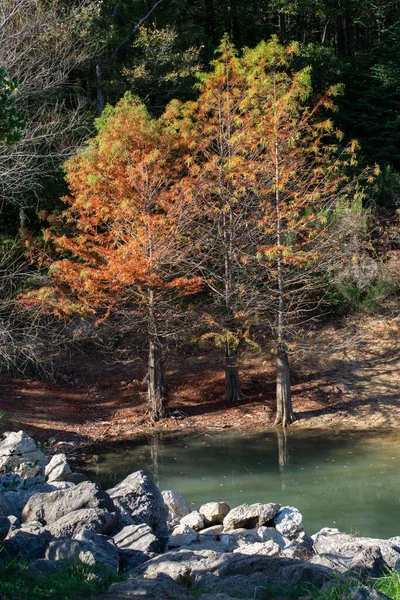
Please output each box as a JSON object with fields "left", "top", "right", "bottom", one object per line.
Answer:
{"left": 162, "top": 490, "right": 190, "bottom": 518}
{"left": 312, "top": 528, "right": 400, "bottom": 570}
{"left": 44, "top": 454, "right": 72, "bottom": 483}
{"left": 199, "top": 525, "right": 224, "bottom": 537}
{"left": 0, "top": 431, "right": 47, "bottom": 477}
{"left": 257, "top": 526, "right": 287, "bottom": 548}
{"left": 3, "top": 525, "right": 52, "bottom": 559}
{"left": 199, "top": 502, "right": 230, "bottom": 527}
{"left": 223, "top": 503, "right": 280, "bottom": 531}
{"left": 101, "top": 574, "right": 194, "bottom": 600}
{"left": 47, "top": 508, "right": 117, "bottom": 538}
{"left": 113, "top": 523, "right": 160, "bottom": 553}
{"left": 232, "top": 540, "right": 281, "bottom": 556}
{"left": 22, "top": 481, "right": 116, "bottom": 525}
{"left": 180, "top": 510, "right": 204, "bottom": 531}
{"left": 168, "top": 524, "right": 199, "bottom": 549}
{"left": 46, "top": 528, "right": 119, "bottom": 572}
{"left": 119, "top": 549, "right": 156, "bottom": 572}
{"left": 107, "top": 470, "right": 167, "bottom": 539}
{"left": 349, "top": 546, "right": 387, "bottom": 578}
{"left": 273, "top": 506, "right": 303, "bottom": 537}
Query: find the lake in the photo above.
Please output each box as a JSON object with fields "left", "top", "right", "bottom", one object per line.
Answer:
{"left": 77, "top": 429, "right": 400, "bottom": 539}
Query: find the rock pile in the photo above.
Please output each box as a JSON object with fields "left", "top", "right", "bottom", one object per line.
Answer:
{"left": 0, "top": 430, "right": 398, "bottom": 600}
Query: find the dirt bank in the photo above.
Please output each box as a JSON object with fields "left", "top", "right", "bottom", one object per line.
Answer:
{"left": 0, "top": 316, "right": 399, "bottom": 446}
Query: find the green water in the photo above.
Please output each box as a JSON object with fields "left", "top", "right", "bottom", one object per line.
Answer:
{"left": 77, "top": 430, "right": 400, "bottom": 539}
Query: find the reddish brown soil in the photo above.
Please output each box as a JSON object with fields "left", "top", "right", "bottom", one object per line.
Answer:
{"left": 0, "top": 316, "right": 399, "bottom": 446}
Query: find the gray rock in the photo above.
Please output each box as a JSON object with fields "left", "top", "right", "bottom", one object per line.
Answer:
{"left": 169, "top": 525, "right": 199, "bottom": 548}
{"left": 0, "top": 431, "right": 47, "bottom": 477}
{"left": 45, "top": 454, "right": 72, "bottom": 483}
{"left": 0, "top": 479, "right": 72, "bottom": 520}
{"left": 180, "top": 511, "right": 204, "bottom": 531}
{"left": 199, "top": 525, "right": 224, "bottom": 537}
{"left": 199, "top": 502, "right": 230, "bottom": 527}
{"left": 162, "top": 490, "right": 190, "bottom": 518}
{"left": 273, "top": 506, "right": 303, "bottom": 537}
{"left": 349, "top": 546, "right": 387, "bottom": 578}
{"left": 22, "top": 481, "right": 116, "bottom": 525}
{"left": 349, "top": 586, "right": 392, "bottom": 600}
{"left": 232, "top": 541, "right": 281, "bottom": 556}
{"left": 29, "top": 559, "right": 67, "bottom": 580}
{"left": 136, "top": 548, "right": 226, "bottom": 581}
{"left": 220, "top": 527, "right": 261, "bottom": 550}
{"left": 310, "top": 552, "right": 352, "bottom": 573}
{"left": 48, "top": 508, "right": 117, "bottom": 538}
{"left": 281, "top": 531, "right": 314, "bottom": 560}
{"left": 119, "top": 549, "right": 156, "bottom": 572}
{"left": 257, "top": 527, "right": 287, "bottom": 548}
{"left": 113, "top": 523, "right": 160, "bottom": 553}
{"left": 3, "top": 526, "right": 52, "bottom": 559}
{"left": 137, "top": 548, "right": 336, "bottom": 589}
{"left": 107, "top": 470, "right": 167, "bottom": 539}
{"left": 46, "top": 528, "right": 119, "bottom": 572}
{"left": 312, "top": 528, "right": 400, "bottom": 570}
{"left": 195, "top": 572, "right": 274, "bottom": 600}
{"left": 102, "top": 573, "right": 194, "bottom": 600}
{"left": 223, "top": 503, "right": 280, "bottom": 531}
{"left": 0, "top": 515, "right": 10, "bottom": 540}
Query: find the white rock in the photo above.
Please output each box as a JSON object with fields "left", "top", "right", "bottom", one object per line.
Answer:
{"left": 45, "top": 454, "right": 72, "bottom": 483}
{"left": 257, "top": 526, "right": 288, "bottom": 548}
{"left": 199, "top": 502, "right": 230, "bottom": 526}
{"left": 223, "top": 503, "right": 280, "bottom": 531}
{"left": 233, "top": 541, "right": 281, "bottom": 556}
{"left": 273, "top": 506, "right": 303, "bottom": 537}
{"left": 0, "top": 431, "right": 47, "bottom": 478}
{"left": 162, "top": 490, "right": 190, "bottom": 518}
{"left": 199, "top": 525, "right": 224, "bottom": 537}
{"left": 168, "top": 525, "right": 199, "bottom": 548}
{"left": 180, "top": 511, "right": 204, "bottom": 531}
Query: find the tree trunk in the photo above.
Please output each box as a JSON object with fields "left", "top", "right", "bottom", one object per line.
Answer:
{"left": 224, "top": 344, "right": 244, "bottom": 402}
{"left": 148, "top": 337, "right": 168, "bottom": 421}
{"left": 96, "top": 54, "right": 106, "bottom": 115}
{"left": 274, "top": 345, "right": 295, "bottom": 427}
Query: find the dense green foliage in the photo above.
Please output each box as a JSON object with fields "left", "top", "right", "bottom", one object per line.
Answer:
{"left": 0, "top": 69, "right": 23, "bottom": 144}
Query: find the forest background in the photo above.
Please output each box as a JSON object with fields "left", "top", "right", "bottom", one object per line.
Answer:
{"left": 0, "top": 0, "right": 399, "bottom": 431}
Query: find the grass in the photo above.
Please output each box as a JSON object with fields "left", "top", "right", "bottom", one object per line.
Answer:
{"left": 374, "top": 569, "right": 400, "bottom": 599}
{"left": 304, "top": 576, "right": 360, "bottom": 600}
{"left": 0, "top": 556, "right": 121, "bottom": 600}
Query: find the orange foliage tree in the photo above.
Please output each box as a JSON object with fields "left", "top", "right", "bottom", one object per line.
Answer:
{"left": 38, "top": 94, "right": 200, "bottom": 420}
{"left": 241, "top": 38, "right": 372, "bottom": 426}
{"left": 174, "top": 37, "right": 261, "bottom": 402}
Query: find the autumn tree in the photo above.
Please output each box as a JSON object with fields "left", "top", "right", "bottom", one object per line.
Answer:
{"left": 35, "top": 95, "right": 200, "bottom": 420}
{"left": 176, "top": 37, "right": 259, "bottom": 402}
{"left": 241, "top": 38, "right": 370, "bottom": 426}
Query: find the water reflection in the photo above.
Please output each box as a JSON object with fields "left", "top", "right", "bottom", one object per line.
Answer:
{"left": 77, "top": 429, "right": 400, "bottom": 539}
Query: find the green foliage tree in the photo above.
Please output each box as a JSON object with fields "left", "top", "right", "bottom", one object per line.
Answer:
{"left": 0, "top": 69, "right": 23, "bottom": 144}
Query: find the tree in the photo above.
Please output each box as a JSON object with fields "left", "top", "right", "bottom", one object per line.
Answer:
{"left": 0, "top": 69, "right": 23, "bottom": 144}
{"left": 0, "top": 0, "right": 98, "bottom": 228}
{"left": 177, "top": 38, "right": 259, "bottom": 402}
{"left": 33, "top": 95, "right": 200, "bottom": 420}
{"left": 123, "top": 25, "right": 201, "bottom": 114}
{"left": 242, "top": 38, "right": 370, "bottom": 426}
